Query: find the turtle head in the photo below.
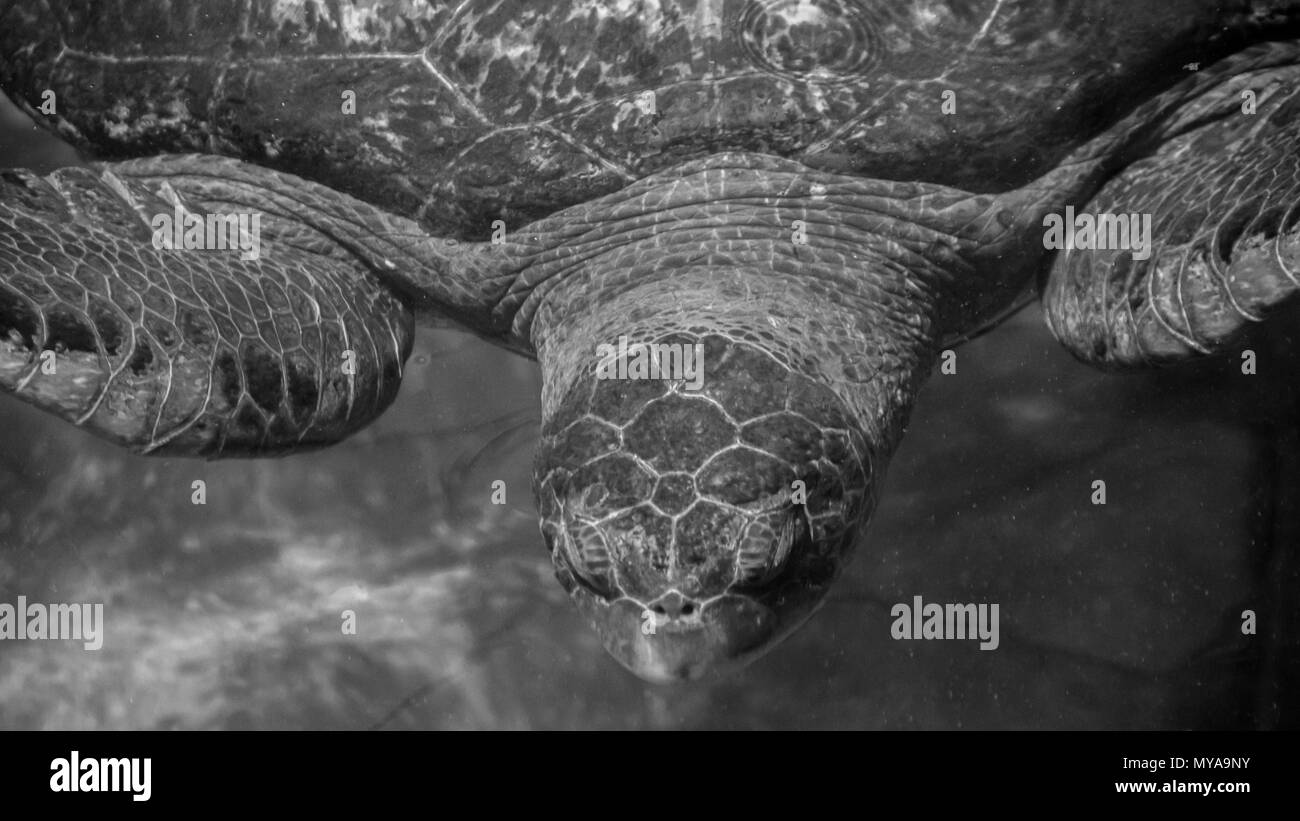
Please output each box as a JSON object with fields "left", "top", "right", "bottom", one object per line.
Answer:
{"left": 524, "top": 155, "right": 963, "bottom": 681}
{"left": 534, "top": 332, "right": 876, "bottom": 683}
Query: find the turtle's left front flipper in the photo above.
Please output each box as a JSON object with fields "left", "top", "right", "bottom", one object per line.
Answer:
{"left": 0, "top": 157, "right": 513, "bottom": 457}
{"left": 1043, "top": 41, "right": 1300, "bottom": 368}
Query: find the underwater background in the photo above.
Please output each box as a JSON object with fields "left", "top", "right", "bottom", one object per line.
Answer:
{"left": 1, "top": 89, "right": 1297, "bottom": 730}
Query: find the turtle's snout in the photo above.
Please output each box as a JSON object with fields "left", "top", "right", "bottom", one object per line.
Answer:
{"left": 575, "top": 595, "right": 783, "bottom": 684}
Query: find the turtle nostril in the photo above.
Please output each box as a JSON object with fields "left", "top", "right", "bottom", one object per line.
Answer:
{"left": 648, "top": 592, "right": 699, "bottom": 620}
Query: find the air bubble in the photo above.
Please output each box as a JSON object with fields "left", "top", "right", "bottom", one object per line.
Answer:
{"left": 736, "top": 0, "right": 882, "bottom": 86}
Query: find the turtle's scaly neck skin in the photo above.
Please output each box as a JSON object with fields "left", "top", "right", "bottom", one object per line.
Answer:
{"left": 521, "top": 154, "right": 1005, "bottom": 679}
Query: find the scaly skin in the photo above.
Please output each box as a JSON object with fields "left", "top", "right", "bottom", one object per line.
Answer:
{"left": 0, "top": 154, "right": 519, "bottom": 455}
{"left": 0, "top": 163, "right": 413, "bottom": 455}
{"left": 1042, "top": 41, "right": 1300, "bottom": 367}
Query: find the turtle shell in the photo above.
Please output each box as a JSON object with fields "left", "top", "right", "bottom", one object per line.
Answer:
{"left": 0, "top": 0, "right": 1280, "bottom": 238}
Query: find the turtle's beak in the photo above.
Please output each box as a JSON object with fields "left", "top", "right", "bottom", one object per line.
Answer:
{"left": 578, "top": 595, "right": 784, "bottom": 683}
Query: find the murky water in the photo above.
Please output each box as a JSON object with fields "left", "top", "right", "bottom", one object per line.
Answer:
{"left": 1, "top": 93, "right": 1297, "bottom": 730}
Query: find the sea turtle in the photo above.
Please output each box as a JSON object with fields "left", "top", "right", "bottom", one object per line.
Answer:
{"left": 0, "top": 0, "right": 1298, "bottom": 684}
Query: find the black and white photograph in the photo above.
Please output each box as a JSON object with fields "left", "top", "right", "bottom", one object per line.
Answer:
{"left": 0, "top": 0, "right": 1297, "bottom": 766}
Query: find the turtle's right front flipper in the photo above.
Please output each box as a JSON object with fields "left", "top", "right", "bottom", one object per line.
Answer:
{"left": 0, "top": 163, "right": 423, "bottom": 457}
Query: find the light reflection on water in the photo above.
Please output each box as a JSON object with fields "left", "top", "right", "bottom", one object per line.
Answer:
{"left": 0, "top": 94, "right": 1294, "bottom": 729}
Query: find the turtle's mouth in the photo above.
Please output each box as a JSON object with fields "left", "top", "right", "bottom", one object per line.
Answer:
{"left": 546, "top": 495, "right": 844, "bottom": 682}
{"left": 572, "top": 592, "right": 802, "bottom": 683}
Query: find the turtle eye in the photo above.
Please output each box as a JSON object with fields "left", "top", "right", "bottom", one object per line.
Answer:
{"left": 573, "top": 482, "right": 609, "bottom": 519}
{"left": 733, "top": 512, "right": 799, "bottom": 588}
